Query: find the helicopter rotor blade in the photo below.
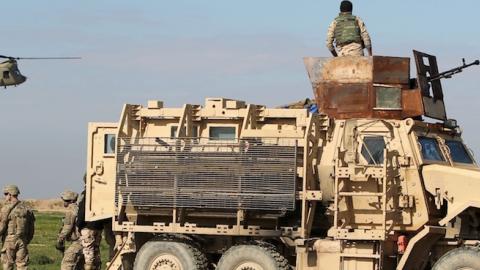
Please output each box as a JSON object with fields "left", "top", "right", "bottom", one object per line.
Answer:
{"left": 13, "top": 57, "right": 82, "bottom": 60}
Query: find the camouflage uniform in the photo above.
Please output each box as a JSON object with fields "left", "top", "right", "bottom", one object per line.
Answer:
{"left": 80, "top": 228, "right": 101, "bottom": 270}
{"left": 77, "top": 190, "right": 102, "bottom": 270}
{"left": 0, "top": 185, "right": 34, "bottom": 270}
{"left": 57, "top": 191, "right": 83, "bottom": 270}
{"left": 103, "top": 219, "right": 116, "bottom": 260}
{"left": 326, "top": 12, "right": 372, "bottom": 56}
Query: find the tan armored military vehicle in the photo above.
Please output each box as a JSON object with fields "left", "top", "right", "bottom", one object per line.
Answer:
{"left": 86, "top": 51, "right": 480, "bottom": 270}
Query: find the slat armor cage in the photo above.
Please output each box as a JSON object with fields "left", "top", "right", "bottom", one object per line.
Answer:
{"left": 116, "top": 137, "right": 298, "bottom": 211}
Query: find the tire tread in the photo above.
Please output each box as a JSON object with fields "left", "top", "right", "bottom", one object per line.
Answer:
{"left": 218, "top": 240, "right": 291, "bottom": 270}
{"left": 433, "top": 246, "right": 480, "bottom": 270}
{"left": 135, "top": 234, "right": 208, "bottom": 270}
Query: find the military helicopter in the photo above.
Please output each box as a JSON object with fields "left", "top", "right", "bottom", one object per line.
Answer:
{"left": 0, "top": 55, "right": 81, "bottom": 88}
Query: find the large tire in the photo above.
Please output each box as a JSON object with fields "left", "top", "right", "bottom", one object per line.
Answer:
{"left": 133, "top": 240, "right": 208, "bottom": 270}
{"left": 432, "top": 246, "right": 480, "bottom": 270}
{"left": 217, "top": 243, "right": 290, "bottom": 270}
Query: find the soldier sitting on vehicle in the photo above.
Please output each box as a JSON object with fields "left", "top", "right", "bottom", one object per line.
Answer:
{"left": 326, "top": 0, "right": 373, "bottom": 57}
{"left": 56, "top": 190, "right": 83, "bottom": 270}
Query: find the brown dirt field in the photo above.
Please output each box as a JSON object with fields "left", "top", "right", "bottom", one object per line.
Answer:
{"left": 0, "top": 199, "right": 66, "bottom": 212}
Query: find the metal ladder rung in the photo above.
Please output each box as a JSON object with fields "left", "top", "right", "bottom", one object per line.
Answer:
{"left": 333, "top": 150, "right": 391, "bottom": 242}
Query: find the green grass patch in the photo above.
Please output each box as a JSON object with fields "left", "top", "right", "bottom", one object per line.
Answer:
{"left": 1, "top": 212, "right": 110, "bottom": 270}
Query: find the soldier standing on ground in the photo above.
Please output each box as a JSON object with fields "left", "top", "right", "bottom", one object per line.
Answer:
{"left": 77, "top": 176, "right": 103, "bottom": 270}
{"left": 56, "top": 190, "right": 83, "bottom": 270}
{"left": 77, "top": 189, "right": 103, "bottom": 270}
{"left": 0, "top": 185, "right": 35, "bottom": 270}
{"left": 326, "top": 0, "right": 373, "bottom": 57}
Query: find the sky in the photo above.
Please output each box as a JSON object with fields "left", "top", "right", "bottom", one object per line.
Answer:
{"left": 0, "top": 0, "right": 479, "bottom": 198}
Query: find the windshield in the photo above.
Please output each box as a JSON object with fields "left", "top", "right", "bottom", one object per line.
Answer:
{"left": 445, "top": 140, "right": 474, "bottom": 164}
{"left": 361, "top": 136, "right": 386, "bottom": 165}
{"left": 418, "top": 137, "right": 445, "bottom": 162}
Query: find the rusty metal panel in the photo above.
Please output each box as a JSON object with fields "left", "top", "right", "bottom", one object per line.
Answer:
{"left": 304, "top": 56, "right": 373, "bottom": 84}
{"left": 314, "top": 83, "right": 374, "bottom": 119}
{"left": 422, "top": 97, "right": 447, "bottom": 120}
{"left": 305, "top": 57, "right": 375, "bottom": 119}
{"left": 321, "top": 83, "right": 370, "bottom": 112}
{"left": 304, "top": 57, "right": 330, "bottom": 86}
{"left": 371, "top": 110, "right": 402, "bottom": 119}
{"left": 402, "top": 89, "right": 425, "bottom": 118}
{"left": 372, "top": 56, "right": 410, "bottom": 84}
{"left": 321, "top": 57, "right": 373, "bottom": 83}
{"left": 304, "top": 56, "right": 426, "bottom": 120}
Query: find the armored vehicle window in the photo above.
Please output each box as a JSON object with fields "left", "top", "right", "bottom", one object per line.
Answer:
{"left": 445, "top": 140, "right": 473, "bottom": 164}
{"left": 209, "top": 126, "right": 236, "bottom": 140}
{"left": 104, "top": 134, "right": 116, "bottom": 154}
{"left": 361, "top": 136, "right": 386, "bottom": 165}
{"left": 418, "top": 137, "right": 444, "bottom": 161}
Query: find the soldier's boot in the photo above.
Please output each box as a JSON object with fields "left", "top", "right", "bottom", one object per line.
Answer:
{"left": 84, "top": 263, "right": 95, "bottom": 270}
{"left": 3, "top": 263, "right": 14, "bottom": 270}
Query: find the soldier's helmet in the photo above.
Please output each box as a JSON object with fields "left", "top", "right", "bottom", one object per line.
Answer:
{"left": 3, "top": 185, "right": 20, "bottom": 196}
{"left": 61, "top": 190, "right": 78, "bottom": 202}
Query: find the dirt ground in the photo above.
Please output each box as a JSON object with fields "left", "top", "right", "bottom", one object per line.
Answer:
{"left": 0, "top": 199, "right": 65, "bottom": 212}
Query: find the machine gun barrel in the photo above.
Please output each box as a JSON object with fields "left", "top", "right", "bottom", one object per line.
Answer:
{"left": 428, "top": 58, "right": 479, "bottom": 82}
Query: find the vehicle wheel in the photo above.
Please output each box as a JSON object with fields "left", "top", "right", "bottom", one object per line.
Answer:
{"left": 432, "top": 246, "right": 480, "bottom": 270}
{"left": 133, "top": 240, "right": 208, "bottom": 270}
{"left": 217, "top": 243, "right": 290, "bottom": 270}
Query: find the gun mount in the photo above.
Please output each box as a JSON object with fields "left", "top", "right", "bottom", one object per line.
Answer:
{"left": 304, "top": 50, "right": 479, "bottom": 121}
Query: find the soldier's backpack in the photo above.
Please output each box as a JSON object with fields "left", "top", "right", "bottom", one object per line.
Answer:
{"left": 24, "top": 207, "right": 35, "bottom": 244}
{"left": 11, "top": 202, "right": 35, "bottom": 244}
